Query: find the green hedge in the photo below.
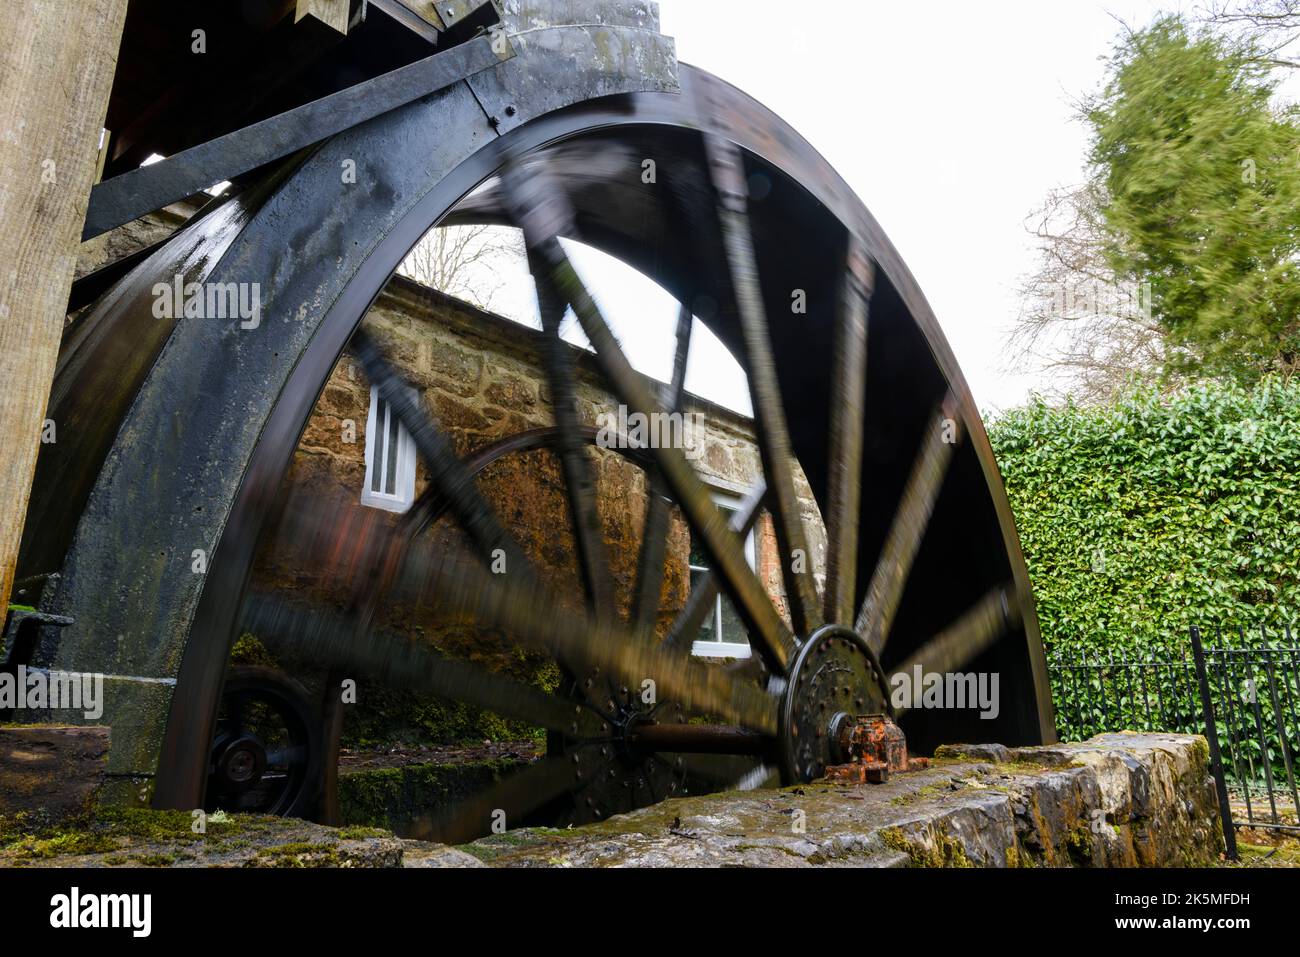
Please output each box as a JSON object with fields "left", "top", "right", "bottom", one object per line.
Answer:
{"left": 986, "top": 377, "right": 1300, "bottom": 657}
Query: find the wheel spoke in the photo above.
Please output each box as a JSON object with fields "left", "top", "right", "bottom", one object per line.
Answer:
{"left": 351, "top": 327, "right": 533, "bottom": 578}
{"left": 389, "top": 538, "right": 779, "bottom": 733}
{"left": 529, "top": 251, "right": 613, "bottom": 615}
{"left": 409, "top": 756, "right": 576, "bottom": 845}
{"left": 661, "top": 481, "right": 767, "bottom": 653}
{"left": 890, "top": 584, "right": 1019, "bottom": 720}
{"left": 241, "top": 589, "right": 593, "bottom": 739}
{"left": 824, "top": 238, "right": 873, "bottom": 625}
{"left": 855, "top": 395, "right": 962, "bottom": 657}
{"left": 501, "top": 158, "right": 795, "bottom": 674}
{"left": 225, "top": 691, "right": 246, "bottom": 733}
{"left": 631, "top": 303, "right": 693, "bottom": 630}
{"left": 705, "top": 133, "right": 821, "bottom": 637}
{"left": 258, "top": 484, "right": 779, "bottom": 733}
{"left": 661, "top": 753, "right": 772, "bottom": 790}
{"left": 264, "top": 745, "right": 307, "bottom": 766}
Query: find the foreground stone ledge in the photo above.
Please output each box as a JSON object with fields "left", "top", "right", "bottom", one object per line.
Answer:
{"left": 0, "top": 733, "right": 1222, "bottom": 867}
{"left": 458, "top": 732, "right": 1222, "bottom": 867}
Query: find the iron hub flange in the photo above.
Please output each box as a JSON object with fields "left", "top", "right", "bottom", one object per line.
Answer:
{"left": 778, "top": 625, "right": 890, "bottom": 783}
{"left": 559, "top": 668, "right": 687, "bottom": 825}
{"left": 212, "top": 733, "right": 267, "bottom": 795}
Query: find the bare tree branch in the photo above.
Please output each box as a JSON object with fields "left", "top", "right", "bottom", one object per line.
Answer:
{"left": 1202, "top": 0, "right": 1300, "bottom": 68}
{"left": 398, "top": 224, "right": 526, "bottom": 314}
{"left": 1005, "top": 183, "right": 1176, "bottom": 404}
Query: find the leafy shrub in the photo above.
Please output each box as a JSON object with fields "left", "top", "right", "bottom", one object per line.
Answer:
{"left": 987, "top": 376, "right": 1300, "bottom": 657}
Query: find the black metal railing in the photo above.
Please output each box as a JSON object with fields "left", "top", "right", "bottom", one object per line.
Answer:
{"left": 1048, "top": 625, "right": 1300, "bottom": 842}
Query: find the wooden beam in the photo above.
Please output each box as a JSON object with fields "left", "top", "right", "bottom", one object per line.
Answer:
{"left": 296, "top": 0, "right": 352, "bottom": 35}
{"left": 0, "top": 0, "right": 128, "bottom": 612}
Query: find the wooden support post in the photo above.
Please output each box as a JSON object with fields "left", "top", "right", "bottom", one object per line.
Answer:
{"left": 296, "top": 0, "right": 353, "bottom": 35}
{"left": 0, "top": 0, "right": 129, "bottom": 612}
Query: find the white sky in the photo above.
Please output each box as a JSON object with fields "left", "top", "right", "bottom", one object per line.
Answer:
{"left": 463, "top": 0, "right": 1299, "bottom": 416}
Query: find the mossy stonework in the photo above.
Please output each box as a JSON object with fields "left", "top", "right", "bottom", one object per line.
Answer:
{"left": 448, "top": 733, "right": 1222, "bottom": 867}
{"left": 337, "top": 758, "right": 527, "bottom": 834}
{"left": 0, "top": 733, "right": 1225, "bottom": 867}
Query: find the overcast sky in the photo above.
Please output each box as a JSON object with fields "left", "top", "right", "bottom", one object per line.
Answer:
{"left": 468, "top": 0, "right": 1298, "bottom": 416}
{"left": 659, "top": 0, "right": 1196, "bottom": 414}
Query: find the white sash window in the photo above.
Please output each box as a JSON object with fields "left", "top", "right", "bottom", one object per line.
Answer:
{"left": 689, "top": 491, "right": 757, "bottom": 659}
{"left": 361, "top": 385, "right": 417, "bottom": 513}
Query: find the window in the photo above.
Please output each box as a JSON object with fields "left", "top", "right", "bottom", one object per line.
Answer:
{"left": 689, "top": 492, "right": 757, "bottom": 659}
{"left": 361, "top": 385, "right": 417, "bottom": 513}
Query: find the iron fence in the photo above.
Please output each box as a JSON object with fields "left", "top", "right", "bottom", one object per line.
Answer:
{"left": 1048, "top": 625, "right": 1300, "bottom": 842}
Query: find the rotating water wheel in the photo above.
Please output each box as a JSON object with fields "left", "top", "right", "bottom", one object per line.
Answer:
{"left": 17, "top": 1, "right": 1054, "bottom": 845}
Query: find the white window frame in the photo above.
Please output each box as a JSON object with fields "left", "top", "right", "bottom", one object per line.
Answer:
{"left": 690, "top": 488, "right": 757, "bottom": 660}
{"left": 361, "top": 384, "right": 417, "bottom": 514}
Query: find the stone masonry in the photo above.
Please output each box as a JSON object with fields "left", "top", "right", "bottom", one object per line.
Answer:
{"left": 252, "top": 273, "right": 827, "bottom": 646}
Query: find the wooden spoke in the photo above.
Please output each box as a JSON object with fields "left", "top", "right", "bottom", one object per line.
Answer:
{"left": 705, "top": 133, "right": 821, "bottom": 637}
{"left": 856, "top": 395, "right": 962, "bottom": 657}
{"left": 661, "top": 481, "right": 767, "bottom": 653}
{"left": 528, "top": 250, "right": 614, "bottom": 615}
{"left": 409, "top": 756, "right": 577, "bottom": 845}
{"left": 890, "top": 585, "right": 1019, "bottom": 720}
{"left": 631, "top": 303, "right": 693, "bottom": 630}
{"left": 824, "top": 238, "right": 873, "bottom": 625}
{"left": 241, "top": 589, "right": 594, "bottom": 739}
{"left": 501, "top": 159, "right": 796, "bottom": 674}
{"left": 393, "top": 540, "right": 780, "bottom": 734}
{"left": 351, "top": 327, "right": 533, "bottom": 579}
{"left": 664, "top": 753, "right": 774, "bottom": 790}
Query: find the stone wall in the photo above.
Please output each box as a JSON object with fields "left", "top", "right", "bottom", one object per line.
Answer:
{"left": 251, "top": 274, "right": 826, "bottom": 656}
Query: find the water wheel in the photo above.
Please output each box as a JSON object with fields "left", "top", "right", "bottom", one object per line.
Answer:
{"left": 16, "top": 1, "right": 1054, "bottom": 842}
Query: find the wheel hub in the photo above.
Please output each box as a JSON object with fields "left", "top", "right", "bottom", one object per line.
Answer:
{"left": 560, "top": 669, "right": 687, "bottom": 825}
{"left": 778, "top": 626, "right": 890, "bottom": 783}
{"left": 213, "top": 734, "right": 267, "bottom": 794}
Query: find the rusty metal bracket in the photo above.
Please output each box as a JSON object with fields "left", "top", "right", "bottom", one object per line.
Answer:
{"left": 825, "top": 714, "right": 929, "bottom": 784}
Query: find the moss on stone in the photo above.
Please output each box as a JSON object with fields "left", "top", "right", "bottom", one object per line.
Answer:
{"left": 335, "top": 825, "right": 390, "bottom": 840}
{"left": 338, "top": 757, "right": 526, "bottom": 832}
{"left": 0, "top": 803, "right": 267, "bottom": 864}
{"left": 1065, "top": 824, "right": 1095, "bottom": 866}
{"left": 879, "top": 825, "right": 974, "bottom": 868}
{"left": 255, "top": 841, "right": 344, "bottom": 867}
{"left": 7, "top": 829, "right": 120, "bottom": 860}
{"left": 1190, "top": 736, "right": 1210, "bottom": 769}
{"left": 230, "top": 633, "right": 279, "bottom": 668}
